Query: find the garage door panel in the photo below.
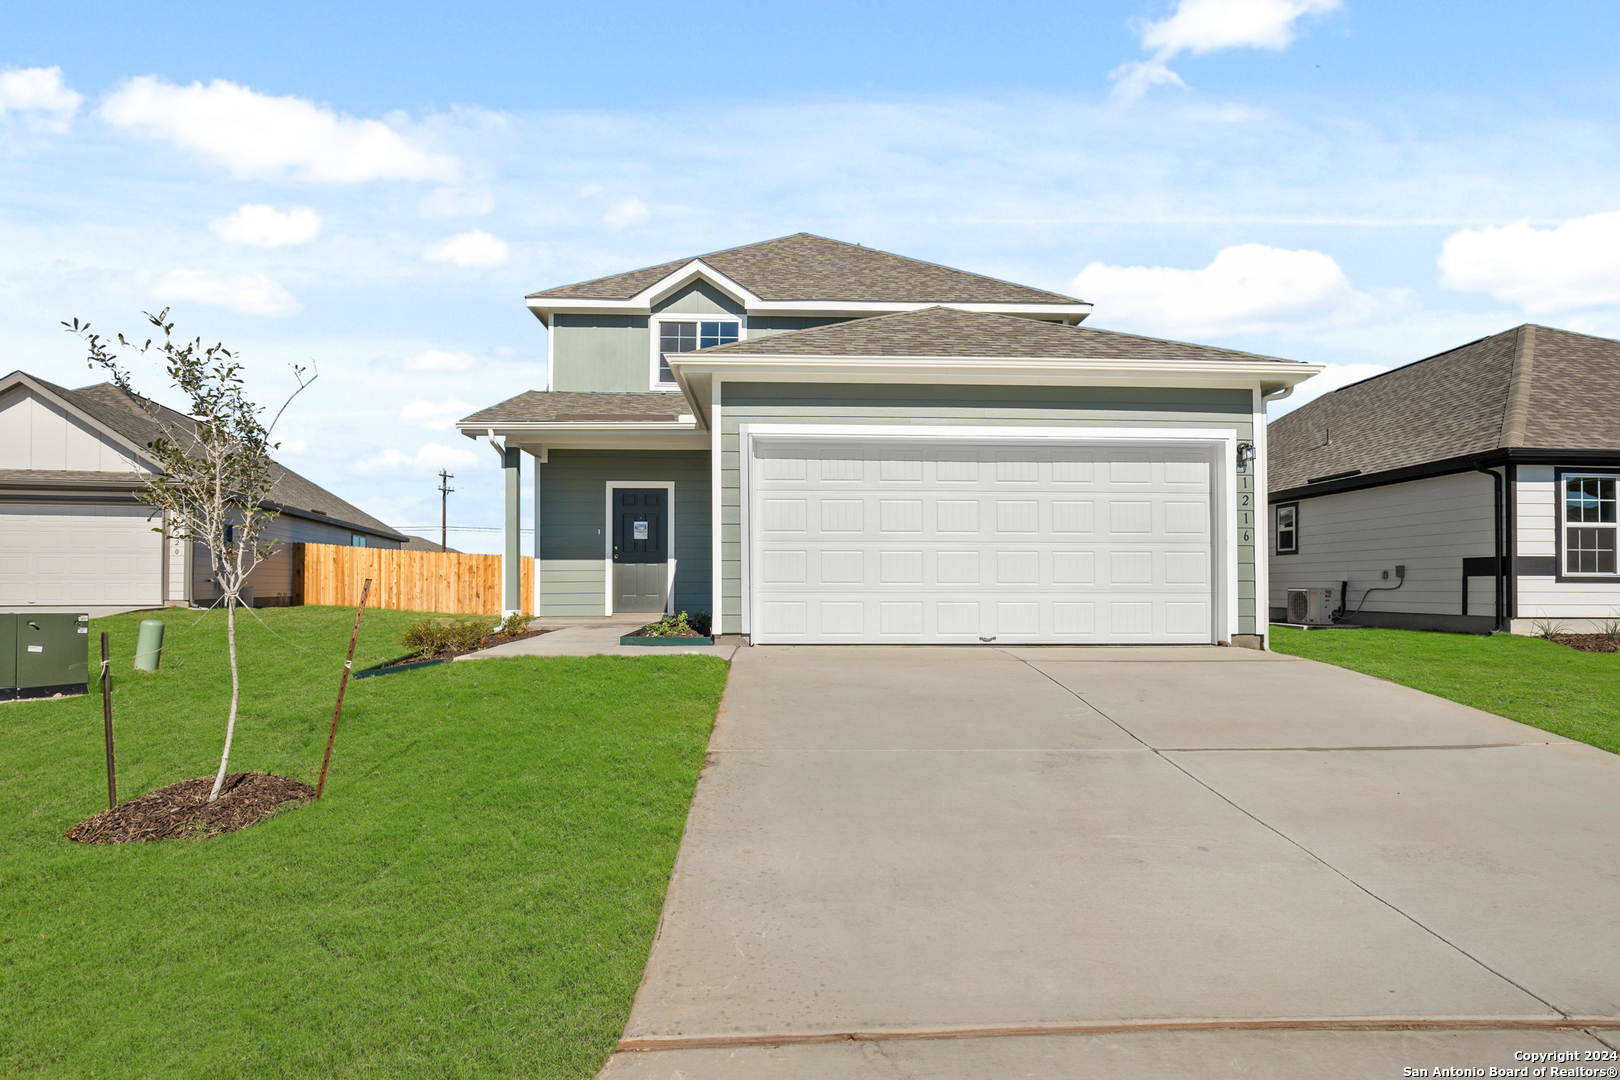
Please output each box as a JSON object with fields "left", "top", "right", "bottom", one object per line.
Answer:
{"left": 0, "top": 504, "right": 162, "bottom": 606}
{"left": 750, "top": 439, "right": 1216, "bottom": 644}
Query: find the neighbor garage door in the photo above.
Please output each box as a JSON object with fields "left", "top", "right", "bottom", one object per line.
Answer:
{"left": 0, "top": 504, "right": 164, "bottom": 608}
{"left": 748, "top": 437, "right": 1215, "bottom": 644}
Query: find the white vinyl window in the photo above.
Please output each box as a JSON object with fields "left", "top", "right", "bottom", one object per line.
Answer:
{"left": 655, "top": 319, "right": 738, "bottom": 385}
{"left": 1564, "top": 474, "right": 1617, "bottom": 575}
{"left": 1275, "top": 503, "right": 1298, "bottom": 555}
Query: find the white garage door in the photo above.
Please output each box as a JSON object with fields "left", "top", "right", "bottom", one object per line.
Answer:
{"left": 748, "top": 437, "right": 1216, "bottom": 644}
{"left": 0, "top": 504, "right": 164, "bottom": 608}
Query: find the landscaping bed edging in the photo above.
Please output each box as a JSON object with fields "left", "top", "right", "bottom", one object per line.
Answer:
{"left": 620, "top": 634, "right": 715, "bottom": 646}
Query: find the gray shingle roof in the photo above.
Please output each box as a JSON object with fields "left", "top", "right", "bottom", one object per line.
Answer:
{"left": 1267, "top": 324, "right": 1620, "bottom": 493}
{"left": 527, "top": 233, "right": 1082, "bottom": 305}
{"left": 11, "top": 374, "right": 405, "bottom": 540}
{"left": 691, "top": 305, "right": 1300, "bottom": 364}
{"left": 459, "top": 391, "right": 688, "bottom": 426}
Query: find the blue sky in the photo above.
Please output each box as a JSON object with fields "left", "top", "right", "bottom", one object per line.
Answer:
{"left": 6, "top": 0, "right": 1620, "bottom": 551}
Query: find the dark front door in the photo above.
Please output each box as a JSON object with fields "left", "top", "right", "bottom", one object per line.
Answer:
{"left": 613, "top": 488, "right": 669, "bottom": 613}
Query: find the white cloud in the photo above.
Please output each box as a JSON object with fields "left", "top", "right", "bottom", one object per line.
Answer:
{"left": 101, "top": 77, "right": 458, "bottom": 183}
{"left": 419, "top": 187, "right": 494, "bottom": 218}
{"left": 603, "top": 196, "right": 650, "bottom": 229}
{"left": 1113, "top": 0, "right": 1341, "bottom": 102}
{"left": 424, "top": 229, "right": 508, "bottom": 267}
{"left": 402, "top": 349, "right": 479, "bottom": 371}
{"left": 358, "top": 442, "right": 481, "bottom": 473}
{"left": 0, "top": 67, "right": 83, "bottom": 131}
{"left": 277, "top": 438, "right": 309, "bottom": 454}
{"left": 1268, "top": 362, "right": 1390, "bottom": 417}
{"left": 400, "top": 399, "right": 477, "bottom": 431}
{"left": 1071, "top": 244, "right": 1383, "bottom": 338}
{"left": 152, "top": 269, "right": 300, "bottom": 316}
{"left": 209, "top": 204, "right": 321, "bottom": 247}
{"left": 579, "top": 183, "right": 604, "bottom": 198}
{"left": 1438, "top": 211, "right": 1620, "bottom": 313}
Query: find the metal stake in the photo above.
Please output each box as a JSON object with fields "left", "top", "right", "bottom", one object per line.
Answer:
{"left": 316, "top": 577, "right": 371, "bottom": 801}
{"left": 100, "top": 631, "right": 116, "bottom": 810}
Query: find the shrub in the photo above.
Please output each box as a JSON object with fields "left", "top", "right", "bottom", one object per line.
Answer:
{"left": 1530, "top": 617, "right": 1567, "bottom": 641}
{"left": 643, "top": 611, "right": 711, "bottom": 638}
{"left": 498, "top": 612, "right": 530, "bottom": 637}
{"left": 401, "top": 617, "right": 493, "bottom": 657}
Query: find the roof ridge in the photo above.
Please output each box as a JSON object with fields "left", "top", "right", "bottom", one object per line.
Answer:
{"left": 1499, "top": 325, "right": 1537, "bottom": 448}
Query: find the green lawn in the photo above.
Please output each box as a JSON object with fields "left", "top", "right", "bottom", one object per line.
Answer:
{"left": 1270, "top": 626, "right": 1620, "bottom": 754}
{"left": 1, "top": 606, "right": 729, "bottom": 1079}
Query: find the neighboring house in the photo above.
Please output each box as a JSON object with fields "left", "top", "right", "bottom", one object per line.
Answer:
{"left": 459, "top": 233, "right": 1319, "bottom": 646}
{"left": 1267, "top": 324, "right": 1620, "bottom": 634}
{"left": 401, "top": 536, "right": 461, "bottom": 553}
{"left": 0, "top": 371, "right": 406, "bottom": 615}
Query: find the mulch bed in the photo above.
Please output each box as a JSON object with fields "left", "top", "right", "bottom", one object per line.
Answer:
{"left": 66, "top": 772, "right": 315, "bottom": 844}
{"left": 378, "top": 626, "right": 555, "bottom": 669}
{"left": 1550, "top": 634, "right": 1620, "bottom": 654}
{"left": 630, "top": 624, "right": 708, "bottom": 638}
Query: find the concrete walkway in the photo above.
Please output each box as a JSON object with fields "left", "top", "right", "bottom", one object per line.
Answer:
{"left": 455, "top": 617, "right": 739, "bottom": 660}
{"left": 599, "top": 645, "right": 1620, "bottom": 1078}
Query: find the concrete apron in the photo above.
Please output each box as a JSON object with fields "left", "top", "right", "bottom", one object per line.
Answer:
{"left": 600, "top": 645, "right": 1620, "bottom": 1079}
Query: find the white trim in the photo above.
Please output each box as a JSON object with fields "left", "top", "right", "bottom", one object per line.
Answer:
{"left": 529, "top": 296, "right": 1093, "bottom": 324}
{"left": 649, "top": 314, "right": 742, "bottom": 393}
{"left": 1252, "top": 384, "right": 1269, "bottom": 647}
{"left": 711, "top": 378, "right": 724, "bottom": 627}
{"left": 737, "top": 424, "right": 1240, "bottom": 645}
{"left": 638, "top": 259, "right": 761, "bottom": 310}
{"left": 603, "top": 480, "right": 677, "bottom": 616}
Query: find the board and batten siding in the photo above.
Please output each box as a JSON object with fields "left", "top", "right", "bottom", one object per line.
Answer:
{"left": 536, "top": 449, "right": 711, "bottom": 617}
{"left": 1513, "top": 465, "right": 1620, "bottom": 625}
{"left": 0, "top": 384, "right": 151, "bottom": 473}
{"left": 1268, "top": 471, "right": 1497, "bottom": 626}
{"left": 718, "top": 383, "right": 1256, "bottom": 637}
{"left": 651, "top": 281, "right": 746, "bottom": 316}
{"left": 550, "top": 315, "right": 652, "bottom": 392}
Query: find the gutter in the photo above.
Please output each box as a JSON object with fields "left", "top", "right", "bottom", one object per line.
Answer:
{"left": 1475, "top": 463, "right": 1506, "bottom": 632}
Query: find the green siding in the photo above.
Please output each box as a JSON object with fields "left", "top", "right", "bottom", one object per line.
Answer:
{"left": 537, "top": 449, "right": 711, "bottom": 617}
{"left": 745, "top": 316, "right": 855, "bottom": 339}
{"left": 718, "top": 383, "right": 1258, "bottom": 636}
{"left": 651, "top": 281, "right": 745, "bottom": 316}
{"left": 551, "top": 314, "right": 650, "bottom": 392}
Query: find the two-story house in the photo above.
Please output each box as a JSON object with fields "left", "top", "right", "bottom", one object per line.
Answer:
{"left": 458, "top": 233, "right": 1319, "bottom": 646}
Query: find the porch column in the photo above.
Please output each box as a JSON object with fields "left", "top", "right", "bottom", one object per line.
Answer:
{"left": 502, "top": 446, "right": 521, "bottom": 616}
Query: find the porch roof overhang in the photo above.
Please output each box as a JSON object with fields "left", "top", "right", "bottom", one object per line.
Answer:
{"left": 455, "top": 419, "right": 709, "bottom": 453}
{"left": 666, "top": 353, "right": 1324, "bottom": 429}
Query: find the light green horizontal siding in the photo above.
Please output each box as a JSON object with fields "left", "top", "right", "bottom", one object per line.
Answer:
{"left": 718, "top": 382, "right": 1257, "bottom": 636}
{"left": 651, "top": 281, "right": 745, "bottom": 316}
{"left": 744, "top": 316, "right": 854, "bottom": 339}
{"left": 552, "top": 315, "right": 650, "bottom": 392}
{"left": 537, "top": 449, "right": 711, "bottom": 616}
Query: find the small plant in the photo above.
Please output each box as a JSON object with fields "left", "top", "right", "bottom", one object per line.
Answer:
{"left": 1600, "top": 610, "right": 1620, "bottom": 642}
{"left": 1530, "top": 617, "right": 1567, "bottom": 641}
{"left": 401, "top": 617, "right": 493, "bottom": 657}
{"left": 642, "top": 611, "right": 711, "bottom": 638}
{"left": 498, "top": 612, "right": 530, "bottom": 637}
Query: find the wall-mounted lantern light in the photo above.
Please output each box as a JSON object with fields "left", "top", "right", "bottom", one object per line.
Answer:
{"left": 1237, "top": 442, "right": 1257, "bottom": 465}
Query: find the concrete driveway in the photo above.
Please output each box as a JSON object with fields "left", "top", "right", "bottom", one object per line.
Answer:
{"left": 599, "top": 645, "right": 1620, "bottom": 1079}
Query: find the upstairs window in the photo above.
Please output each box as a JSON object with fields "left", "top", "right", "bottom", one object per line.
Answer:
{"left": 1275, "top": 503, "right": 1298, "bottom": 555}
{"left": 657, "top": 320, "right": 738, "bottom": 384}
{"left": 1565, "top": 475, "right": 1616, "bottom": 575}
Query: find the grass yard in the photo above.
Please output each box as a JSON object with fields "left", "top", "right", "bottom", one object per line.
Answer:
{"left": 0, "top": 606, "right": 729, "bottom": 1079}
{"left": 1270, "top": 626, "right": 1620, "bottom": 754}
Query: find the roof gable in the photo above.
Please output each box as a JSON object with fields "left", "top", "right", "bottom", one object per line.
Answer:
{"left": 692, "top": 305, "right": 1298, "bottom": 365}
{"left": 527, "top": 233, "right": 1082, "bottom": 305}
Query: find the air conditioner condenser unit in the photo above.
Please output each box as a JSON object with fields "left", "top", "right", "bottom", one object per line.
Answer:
{"left": 1286, "top": 587, "right": 1339, "bottom": 626}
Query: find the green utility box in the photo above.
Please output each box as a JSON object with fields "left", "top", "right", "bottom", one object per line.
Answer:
{"left": 1, "top": 613, "right": 90, "bottom": 700}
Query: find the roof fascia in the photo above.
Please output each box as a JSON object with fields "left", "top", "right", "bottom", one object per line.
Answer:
{"left": 0, "top": 371, "right": 159, "bottom": 469}
{"left": 1269, "top": 447, "right": 1620, "bottom": 502}
{"left": 669, "top": 353, "right": 1321, "bottom": 394}
{"left": 635, "top": 259, "right": 760, "bottom": 309}
{"left": 264, "top": 501, "right": 408, "bottom": 542}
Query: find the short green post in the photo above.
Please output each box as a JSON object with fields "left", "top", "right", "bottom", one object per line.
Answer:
{"left": 133, "top": 620, "right": 165, "bottom": 672}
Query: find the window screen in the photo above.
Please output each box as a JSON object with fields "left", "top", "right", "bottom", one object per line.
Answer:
{"left": 1565, "top": 476, "right": 1617, "bottom": 574}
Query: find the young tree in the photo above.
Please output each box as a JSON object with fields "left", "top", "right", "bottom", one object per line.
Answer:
{"left": 66, "top": 309, "right": 312, "bottom": 801}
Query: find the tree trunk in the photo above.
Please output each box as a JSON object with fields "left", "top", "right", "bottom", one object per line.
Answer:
{"left": 208, "top": 597, "right": 242, "bottom": 802}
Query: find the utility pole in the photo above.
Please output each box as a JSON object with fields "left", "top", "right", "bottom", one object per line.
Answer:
{"left": 438, "top": 469, "right": 454, "bottom": 551}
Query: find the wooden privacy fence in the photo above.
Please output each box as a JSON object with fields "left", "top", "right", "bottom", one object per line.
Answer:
{"left": 292, "top": 543, "right": 534, "bottom": 617}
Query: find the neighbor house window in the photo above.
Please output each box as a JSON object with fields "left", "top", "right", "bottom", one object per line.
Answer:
{"left": 351, "top": 534, "right": 367, "bottom": 548}
{"left": 1565, "top": 474, "right": 1616, "bottom": 575}
{"left": 657, "top": 320, "right": 737, "bottom": 384}
{"left": 1276, "top": 503, "right": 1298, "bottom": 555}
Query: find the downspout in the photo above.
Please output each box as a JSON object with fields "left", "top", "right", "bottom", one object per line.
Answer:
{"left": 1476, "top": 463, "right": 1504, "bottom": 632}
